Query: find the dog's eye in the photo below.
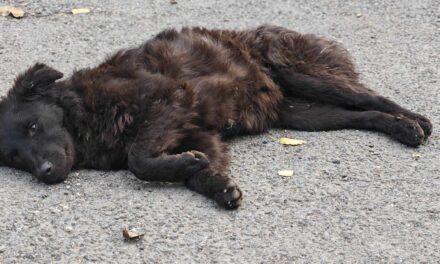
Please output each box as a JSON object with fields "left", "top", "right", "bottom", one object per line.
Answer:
{"left": 12, "top": 155, "right": 19, "bottom": 164}
{"left": 28, "top": 122, "right": 37, "bottom": 136}
{"left": 9, "top": 150, "right": 20, "bottom": 164}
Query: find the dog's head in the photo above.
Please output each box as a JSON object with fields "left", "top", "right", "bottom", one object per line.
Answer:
{"left": 0, "top": 63, "right": 75, "bottom": 184}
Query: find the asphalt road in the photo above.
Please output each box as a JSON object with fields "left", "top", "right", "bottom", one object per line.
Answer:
{"left": 0, "top": 0, "right": 439, "bottom": 263}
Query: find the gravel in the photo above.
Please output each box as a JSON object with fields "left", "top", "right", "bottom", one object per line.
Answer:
{"left": 0, "top": 0, "right": 439, "bottom": 263}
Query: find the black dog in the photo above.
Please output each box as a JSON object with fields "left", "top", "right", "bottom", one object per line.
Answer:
{"left": 0, "top": 25, "right": 432, "bottom": 209}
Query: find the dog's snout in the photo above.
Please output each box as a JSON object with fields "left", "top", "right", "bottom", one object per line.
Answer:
{"left": 38, "top": 161, "right": 53, "bottom": 176}
{"left": 36, "top": 161, "right": 66, "bottom": 184}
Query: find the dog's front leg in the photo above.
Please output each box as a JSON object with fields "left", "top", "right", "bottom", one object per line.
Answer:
{"left": 128, "top": 146, "right": 209, "bottom": 182}
{"left": 127, "top": 104, "right": 210, "bottom": 182}
{"left": 185, "top": 168, "right": 243, "bottom": 210}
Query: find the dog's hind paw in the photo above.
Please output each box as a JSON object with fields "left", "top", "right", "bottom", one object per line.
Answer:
{"left": 214, "top": 180, "right": 243, "bottom": 210}
{"left": 407, "top": 113, "right": 432, "bottom": 139}
{"left": 389, "top": 115, "right": 425, "bottom": 147}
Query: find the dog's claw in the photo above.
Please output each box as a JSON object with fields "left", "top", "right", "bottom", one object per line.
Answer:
{"left": 214, "top": 181, "right": 243, "bottom": 210}
{"left": 179, "top": 151, "right": 210, "bottom": 177}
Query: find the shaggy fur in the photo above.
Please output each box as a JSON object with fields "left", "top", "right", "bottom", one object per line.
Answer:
{"left": 0, "top": 25, "right": 432, "bottom": 209}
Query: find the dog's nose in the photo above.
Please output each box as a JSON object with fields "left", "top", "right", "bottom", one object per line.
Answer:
{"left": 38, "top": 161, "right": 53, "bottom": 176}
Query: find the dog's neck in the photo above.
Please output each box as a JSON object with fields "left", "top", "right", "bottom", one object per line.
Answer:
{"left": 52, "top": 79, "right": 136, "bottom": 170}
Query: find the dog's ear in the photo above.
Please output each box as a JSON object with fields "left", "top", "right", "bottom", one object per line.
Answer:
{"left": 10, "top": 63, "right": 63, "bottom": 101}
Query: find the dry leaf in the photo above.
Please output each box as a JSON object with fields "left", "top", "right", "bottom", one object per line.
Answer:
{"left": 71, "top": 8, "right": 90, "bottom": 15}
{"left": 278, "top": 170, "right": 294, "bottom": 177}
{"left": 279, "top": 137, "right": 306, "bottom": 146}
{"left": 122, "top": 227, "right": 144, "bottom": 240}
{"left": 170, "top": 0, "right": 178, "bottom": 4}
{"left": 412, "top": 153, "right": 421, "bottom": 160}
{"left": 0, "top": 6, "right": 25, "bottom": 18}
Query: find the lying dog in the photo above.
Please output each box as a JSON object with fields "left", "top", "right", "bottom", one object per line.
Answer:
{"left": 0, "top": 25, "right": 432, "bottom": 209}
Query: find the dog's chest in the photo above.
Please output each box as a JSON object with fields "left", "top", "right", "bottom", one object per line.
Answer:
{"left": 72, "top": 109, "right": 137, "bottom": 170}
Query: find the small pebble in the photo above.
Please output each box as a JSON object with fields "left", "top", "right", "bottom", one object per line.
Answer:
{"left": 65, "top": 226, "right": 73, "bottom": 233}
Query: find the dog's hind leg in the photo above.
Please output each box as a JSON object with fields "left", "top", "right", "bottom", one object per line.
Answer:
{"left": 273, "top": 68, "right": 432, "bottom": 139}
{"left": 251, "top": 25, "right": 432, "bottom": 138}
{"left": 273, "top": 69, "right": 432, "bottom": 139}
{"left": 276, "top": 98, "right": 425, "bottom": 147}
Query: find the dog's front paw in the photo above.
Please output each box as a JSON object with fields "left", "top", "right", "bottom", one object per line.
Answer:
{"left": 214, "top": 180, "right": 243, "bottom": 210}
{"left": 178, "top": 150, "right": 210, "bottom": 177}
{"left": 390, "top": 115, "right": 425, "bottom": 147}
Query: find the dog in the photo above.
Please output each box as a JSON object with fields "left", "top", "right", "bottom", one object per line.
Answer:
{"left": 0, "top": 25, "right": 432, "bottom": 209}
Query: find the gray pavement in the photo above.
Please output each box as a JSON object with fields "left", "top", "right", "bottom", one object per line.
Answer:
{"left": 0, "top": 0, "right": 439, "bottom": 263}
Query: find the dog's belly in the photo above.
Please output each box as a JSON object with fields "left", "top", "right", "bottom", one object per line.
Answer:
{"left": 187, "top": 73, "right": 282, "bottom": 134}
{"left": 143, "top": 28, "right": 284, "bottom": 134}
